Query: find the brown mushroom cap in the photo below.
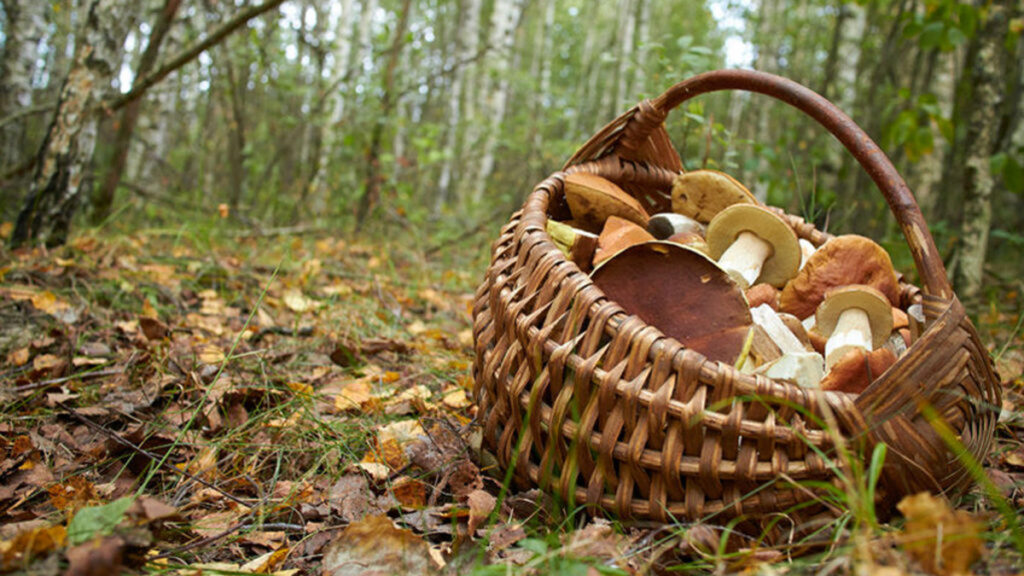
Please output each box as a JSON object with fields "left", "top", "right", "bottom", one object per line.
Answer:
{"left": 671, "top": 170, "right": 757, "bottom": 223}
{"left": 593, "top": 216, "right": 656, "bottom": 266}
{"left": 779, "top": 235, "right": 900, "bottom": 319}
{"left": 591, "top": 242, "right": 752, "bottom": 365}
{"left": 564, "top": 173, "right": 649, "bottom": 232}
{"left": 815, "top": 285, "right": 894, "bottom": 349}
{"left": 820, "top": 348, "right": 898, "bottom": 394}
{"left": 706, "top": 204, "right": 802, "bottom": 287}
{"left": 745, "top": 283, "right": 780, "bottom": 310}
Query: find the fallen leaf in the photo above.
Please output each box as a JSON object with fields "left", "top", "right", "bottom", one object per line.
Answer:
{"left": 896, "top": 492, "right": 983, "bottom": 575}
{"left": 322, "top": 515, "right": 438, "bottom": 576}
{"left": 198, "top": 344, "right": 225, "bottom": 364}
{"left": 0, "top": 524, "right": 66, "bottom": 571}
{"left": 465, "top": 489, "right": 496, "bottom": 535}
{"left": 7, "top": 347, "right": 29, "bottom": 367}
{"left": 442, "top": 389, "right": 470, "bottom": 409}
{"left": 139, "top": 316, "right": 170, "bottom": 340}
{"left": 64, "top": 535, "right": 126, "bottom": 576}
{"left": 390, "top": 476, "right": 427, "bottom": 509}
{"left": 283, "top": 288, "right": 317, "bottom": 313}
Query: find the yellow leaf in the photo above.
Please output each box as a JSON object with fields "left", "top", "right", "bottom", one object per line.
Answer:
{"left": 198, "top": 345, "right": 225, "bottom": 365}
{"left": 283, "top": 288, "right": 316, "bottom": 313}
{"left": 32, "top": 354, "right": 62, "bottom": 371}
{"left": 7, "top": 347, "right": 29, "bottom": 367}
{"left": 897, "top": 492, "right": 983, "bottom": 575}
{"left": 286, "top": 382, "right": 313, "bottom": 397}
{"left": 406, "top": 320, "right": 427, "bottom": 335}
{"left": 332, "top": 380, "right": 372, "bottom": 412}
{"left": 442, "top": 389, "right": 470, "bottom": 409}
{"left": 0, "top": 221, "right": 12, "bottom": 239}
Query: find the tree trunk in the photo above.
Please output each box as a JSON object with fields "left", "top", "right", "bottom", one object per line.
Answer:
{"left": 434, "top": 0, "right": 482, "bottom": 214}
{"left": 356, "top": 0, "right": 412, "bottom": 229}
{"left": 309, "top": 0, "right": 356, "bottom": 214}
{"left": 11, "top": 0, "right": 130, "bottom": 248}
{"left": 91, "top": 0, "right": 182, "bottom": 224}
{"left": 954, "top": 0, "right": 1011, "bottom": 302}
{"left": 613, "top": 0, "right": 636, "bottom": 113}
{"left": 0, "top": 0, "right": 49, "bottom": 170}
{"left": 470, "top": 0, "right": 526, "bottom": 204}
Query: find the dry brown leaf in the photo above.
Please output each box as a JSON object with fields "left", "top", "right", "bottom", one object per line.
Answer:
{"left": 0, "top": 524, "right": 66, "bottom": 571}
{"left": 391, "top": 476, "right": 427, "bottom": 509}
{"left": 7, "top": 347, "right": 29, "bottom": 367}
{"left": 896, "top": 492, "right": 983, "bottom": 576}
{"left": 139, "top": 316, "right": 170, "bottom": 340}
{"left": 197, "top": 344, "right": 225, "bottom": 364}
{"left": 32, "top": 353, "right": 63, "bottom": 371}
{"left": 64, "top": 535, "right": 125, "bottom": 576}
{"left": 441, "top": 389, "right": 470, "bottom": 409}
{"left": 363, "top": 420, "right": 425, "bottom": 471}
{"left": 322, "top": 515, "right": 438, "bottom": 576}
{"left": 465, "top": 489, "right": 496, "bottom": 535}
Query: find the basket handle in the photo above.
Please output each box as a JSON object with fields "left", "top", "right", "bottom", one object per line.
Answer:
{"left": 628, "top": 69, "right": 952, "bottom": 300}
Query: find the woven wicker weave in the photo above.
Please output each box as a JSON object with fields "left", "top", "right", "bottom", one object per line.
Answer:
{"left": 471, "top": 70, "right": 1000, "bottom": 525}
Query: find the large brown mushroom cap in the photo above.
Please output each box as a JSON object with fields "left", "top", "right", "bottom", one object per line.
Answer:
{"left": 564, "top": 173, "right": 649, "bottom": 232}
{"left": 779, "top": 235, "right": 900, "bottom": 319}
{"left": 671, "top": 170, "right": 757, "bottom": 223}
{"left": 593, "top": 216, "right": 656, "bottom": 266}
{"left": 591, "top": 242, "right": 752, "bottom": 365}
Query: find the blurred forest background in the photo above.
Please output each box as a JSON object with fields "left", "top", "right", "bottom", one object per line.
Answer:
{"left": 1, "top": 0, "right": 1022, "bottom": 307}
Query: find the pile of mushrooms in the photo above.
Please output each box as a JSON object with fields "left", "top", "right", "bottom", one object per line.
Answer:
{"left": 547, "top": 169, "right": 917, "bottom": 394}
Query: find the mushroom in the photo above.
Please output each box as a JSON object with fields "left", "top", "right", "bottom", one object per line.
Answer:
{"left": 777, "top": 312, "right": 814, "bottom": 351}
{"left": 592, "top": 216, "right": 656, "bottom": 266}
{"left": 591, "top": 242, "right": 752, "bottom": 365}
{"left": 671, "top": 170, "right": 757, "bottom": 223}
{"left": 647, "top": 213, "right": 705, "bottom": 240}
{"left": 745, "top": 283, "right": 779, "bottom": 311}
{"left": 666, "top": 231, "right": 709, "bottom": 255}
{"left": 798, "top": 238, "right": 816, "bottom": 271}
{"left": 820, "top": 348, "right": 898, "bottom": 394}
{"left": 563, "top": 173, "right": 649, "bottom": 232}
{"left": 748, "top": 304, "right": 824, "bottom": 387}
{"left": 546, "top": 220, "right": 599, "bottom": 271}
{"left": 705, "top": 204, "right": 801, "bottom": 289}
{"left": 815, "top": 285, "right": 894, "bottom": 370}
{"left": 780, "top": 235, "right": 900, "bottom": 319}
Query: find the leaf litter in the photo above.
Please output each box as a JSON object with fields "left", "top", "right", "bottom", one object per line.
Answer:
{"left": 0, "top": 228, "right": 1021, "bottom": 575}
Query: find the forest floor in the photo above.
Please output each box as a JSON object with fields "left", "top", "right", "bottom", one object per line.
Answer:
{"left": 1, "top": 219, "right": 1023, "bottom": 575}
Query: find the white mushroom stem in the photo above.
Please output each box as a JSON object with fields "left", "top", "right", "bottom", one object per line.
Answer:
{"left": 717, "top": 231, "right": 772, "bottom": 289}
{"left": 824, "top": 307, "right": 873, "bottom": 370}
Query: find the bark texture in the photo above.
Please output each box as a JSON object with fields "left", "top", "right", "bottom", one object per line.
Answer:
{"left": 12, "top": 0, "right": 130, "bottom": 247}
{"left": 955, "top": 0, "right": 1011, "bottom": 301}
{"left": 0, "top": 0, "right": 49, "bottom": 169}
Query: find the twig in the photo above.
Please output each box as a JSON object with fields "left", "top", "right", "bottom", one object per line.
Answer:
{"left": 0, "top": 101, "right": 56, "bottom": 130}
{"left": 13, "top": 367, "right": 122, "bottom": 393}
{"left": 54, "top": 400, "right": 251, "bottom": 509}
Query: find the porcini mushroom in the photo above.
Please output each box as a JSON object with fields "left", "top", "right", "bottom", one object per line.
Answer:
{"left": 779, "top": 235, "right": 900, "bottom": 319}
{"left": 593, "top": 216, "right": 656, "bottom": 266}
{"left": 591, "top": 242, "right": 752, "bottom": 365}
{"left": 820, "top": 348, "right": 898, "bottom": 394}
{"left": 563, "top": 173, "right": 649, "bottom": 232}
{"left": 815, "top": 285, "right": 894, "bottom": 370}
{"left": 706, "top": 204, "right": 801, "bottom": 289}
{"left": 749, "top": 304, "right": 825, "bottom": 387}
{"left": 671, "top": 170, "right": 757, "bottom": 223}
{"left": 647, "top": 213, "right": 705, "bottom": 240}
{"left": 546, "top": 220, "right": 599, "bottom": 271}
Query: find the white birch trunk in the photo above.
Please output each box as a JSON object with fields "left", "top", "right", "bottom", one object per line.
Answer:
{"left": 435, "top": 0, "right": 483, "bottom": 213}
{"left": 631, "top": 0, "right": 649, "bottom": 98}
{"left": 310, "top": 0, "right": 356, "bottom": 213}
{"left": 12, "top": 0, "right": 131, "bottom": 246}
{"left": 470, "top": 0, "right": 525, "bottom": 204}
{"left": 613, "top": 0, "right": 636, "bottom": 112}
{"left": 1, "top": 0, "right": 50, "bottom": 167}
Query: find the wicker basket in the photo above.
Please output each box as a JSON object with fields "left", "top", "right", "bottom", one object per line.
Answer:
{"left": 471, "top": 70, "right": 1001, "bottom": 525}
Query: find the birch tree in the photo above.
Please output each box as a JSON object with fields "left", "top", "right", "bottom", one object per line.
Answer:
{"left": 91, "top": 0, "right": 182, "bottom": 224}
{"left": 11, "top": 0, "right": 131, "bottom": 247}
{"left": 955, "top": 0, "right": 1012, "bottom": 301}
{"left": 471, "top": 0, "right": 527, "bottom": 204}
{"left": 435, "top": 0, "right": 483, "bottom": 213}
{"left": 0, "top": 0, "right": 50, "bottom": 170}
{"left": 309, "top": 0, "right": 356, "bottom": 214}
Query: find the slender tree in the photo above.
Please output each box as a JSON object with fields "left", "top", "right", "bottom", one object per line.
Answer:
{"left": 11, "top": 0, "right": 132, "bottom": 247}
{"left": 91, "top": 0, "right": 182, "bottom": 224}
{"left": 0, "top": 1, "right": 50, "bottom": 171}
